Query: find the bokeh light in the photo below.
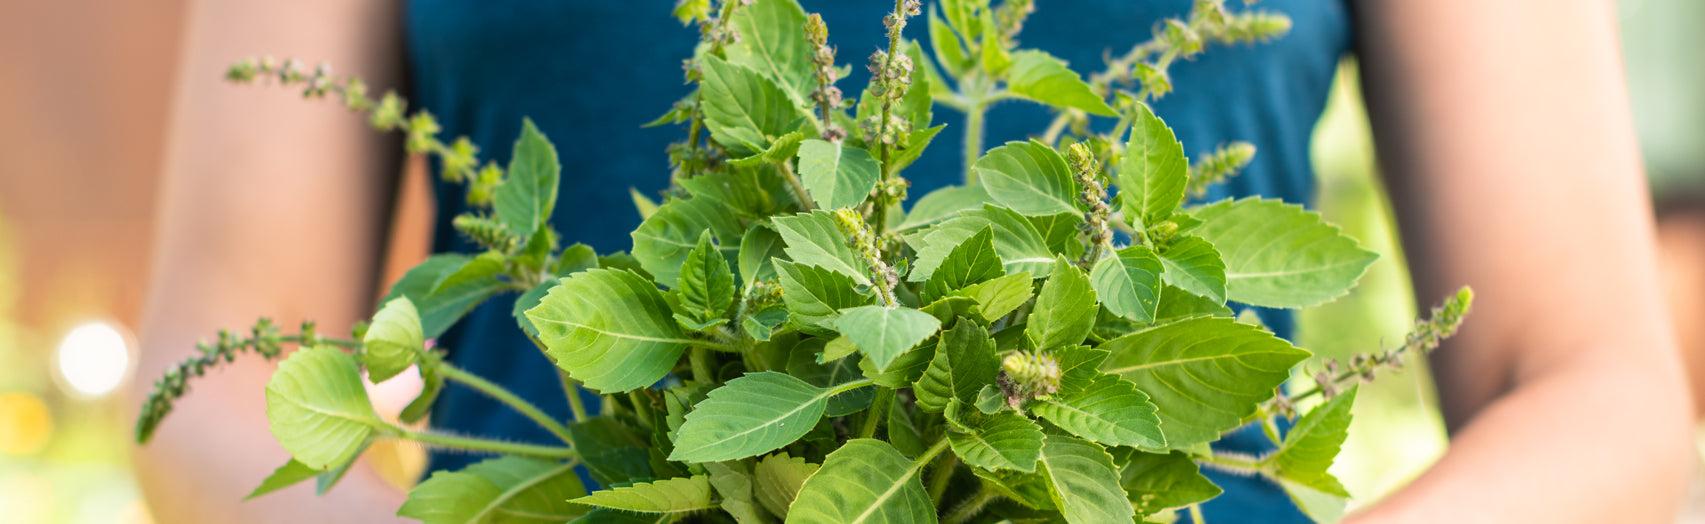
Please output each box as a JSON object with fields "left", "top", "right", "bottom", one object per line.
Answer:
{"left": 0, "top": 392, "right": 52, "bottom": 455}
{"left": 54, "top": 323, "right": 131, "bottom": 399}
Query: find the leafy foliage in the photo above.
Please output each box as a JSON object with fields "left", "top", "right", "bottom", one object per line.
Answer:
{"left": 144, "top": 2, "right": 1464, "bottom": 523}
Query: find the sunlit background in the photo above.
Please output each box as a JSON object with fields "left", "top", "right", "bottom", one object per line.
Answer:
{"left": 0, "top": 1, "right": 1701, "bottom": 522}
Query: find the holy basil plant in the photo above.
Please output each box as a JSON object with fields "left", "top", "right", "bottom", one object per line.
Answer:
{"left": 135, "top": 0, "right": 1473, "bottom": 522}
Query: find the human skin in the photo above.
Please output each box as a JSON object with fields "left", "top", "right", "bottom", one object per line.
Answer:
{"left": 132, "top": 0, "right": 1695, "bottom": 522}
{"left": 130, "top": 0, "right": 411, "bottom": 522}
{"left": 1347, "top": 0, "right": 1694, "bottom": 522}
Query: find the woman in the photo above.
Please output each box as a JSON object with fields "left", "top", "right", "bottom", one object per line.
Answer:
{"left": 133, "top": 1, "right": 1692, "bottom": 522}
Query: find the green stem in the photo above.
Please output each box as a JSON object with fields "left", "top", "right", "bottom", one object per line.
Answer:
{"left": 858, "top": 387, "right": 896, "bottom": 439}
{"left": 628, "top": 390, "right": 657, "bottom": 431}
{"left": 1194, "top": 451, "right": 1268, "bottom": 476}
{"left": 440, "top": 363, "right": 574, "bottom": 445}
{"left": 943, "top": 487, "right": 999, "bottom": 524}
{"left": 527, "top": 333, "right": 587, "bottom": 422}
{"left": 962, "top": 102, "right": 986, "bottom": 185}
{"left": 393, "top": 426, "right": 576, "bottom": 459}
{"left": 691, "top": 338, "right": 737, "bottom": 352}
{"left": 1189, "top": 503, "right": 1207, "bottom": 524}
{"left": 927, "top": 454, "right": 958, "bottom": 506}
{"left": 282, "top": 335, "right": 361, "bottom": 349}
{"left": 778, "top": 159, "right": 816, "bottom": 212}
{"left": 561, "top": 369, "right": 589, "bottom": 422}
{"left": 691, "top": 347, "right": 717, "bottom": 385}
{"left": 1260, "top": 414, "right": 1284, "bottom": 447}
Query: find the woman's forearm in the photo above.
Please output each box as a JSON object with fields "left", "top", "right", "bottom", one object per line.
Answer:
{"left": 1345, "top": 353, "right": 1692, "bottom": 523}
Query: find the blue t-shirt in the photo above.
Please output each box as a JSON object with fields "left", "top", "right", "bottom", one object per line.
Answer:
{"left": 406, "top": 1, "right": 1349, "bottom": 522}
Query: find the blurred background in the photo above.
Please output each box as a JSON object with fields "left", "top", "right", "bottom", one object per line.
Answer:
{"left": 0, "top": 1, "right": 1701, "bottom": 522}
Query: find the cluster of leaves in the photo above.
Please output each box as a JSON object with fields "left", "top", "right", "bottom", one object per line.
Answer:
{"left": 137, "top": 0, "right": 1474, "bottom": 523}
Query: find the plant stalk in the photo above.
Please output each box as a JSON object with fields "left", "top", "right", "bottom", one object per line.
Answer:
{"left": 440, "top": 363, "right": 574, "bottom": 445}
{"left": 962, "top": 102, "right": 985, "bottom": 185}
{"left": 943, "top": 486, "right": 999, "bottom": 524}
{"left": 393, "top": 427, "right": 576, "bottom": 460}
{"left": 858, "top": 387, "right": 896, "bottom": 439}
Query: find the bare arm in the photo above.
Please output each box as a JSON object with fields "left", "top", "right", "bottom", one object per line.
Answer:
{"left": 131, "top": 0, "right": 409, "bottom": 522}
{"left": 1350, "top": 1, "right": 1694, "bottom": 522}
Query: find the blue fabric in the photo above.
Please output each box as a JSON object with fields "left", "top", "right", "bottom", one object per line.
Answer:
{"left": 405, "top": 1, "right": 1349, "bottom": 522}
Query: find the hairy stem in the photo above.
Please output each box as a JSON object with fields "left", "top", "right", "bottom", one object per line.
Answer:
{"left": 440, "top": 363, "right": 574, "bottom": 445}
{"left": 943, "top": 487, "right": 999, "bottom": 524}
{"left": 778, "top": 159, "right": 816, "bottom": 211}
{"left": 393, "top": 426, "right": 577, "bottom": 460}
{"left": 858, "top": 387, "right": 896, "bottom": 439}
{"left": 691, "top": 347, "right": 717, "bottom": 385}
{"left": 927, "top": 454, "right": 958, "bottom": 505}
{"left": 962, "top": 102, "right": 985, "bottom": 185}
{"left": 560, "top": 369, "right": 589, "bottom": 422}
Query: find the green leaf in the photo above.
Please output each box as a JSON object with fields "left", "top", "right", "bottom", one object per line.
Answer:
{"left": 900, "top": 185, "right": 993, "bottom": 230}
{"left": 526, "top": 269, "right": 692, "bottom": 393}
{"left": 1004, "top": 50, "right": 1117, "bottom": 116}
{"left": 705, "top": 461, "right": 772, "bottom": 524}
{"left": 787, "top": 338, "right": 875, "bottom": 417}
{"left": 556, "top": 243, "right": 600, "bottom": 275}
{"left": 976, "top": 140, "right": 1082, "bottom": 216}
{"left": 773, "top": 210, "right": 870, "bottom": 286}
{"left": 670, "top": 372, "right": 841, "bottom": 462}
{"left": 1053, "top": 346, "right": 1110, "bottom": 393}
{"left": 573, "top": 476, "right": 716, "bottom": 514}
{"left": 738, "top": 223, "right": 787, "bottom": 289}
{"left": 363, "top": 297, "right": 424, "bottom": 383}
{"left": 632, "top": 195, "right": 744, "bottom": 289}
{"left": 914, "top": 319, "right": 999, "bottom": 412}
{"left": 890, "top": 124, "right": 945, "bottom": 174}
{"left": 887, "top": 396, "right": 928, "bottom": 457}
{"left": 1031, "top": 375, "right": 1164, "bottom": 449}
{"left": 680, "top": 164, "right": 798, "bottom": 217}
{"left": 1028, "top": 212, "right": 1086, "bottom": 259}
{"left": 1099, "top": 317, "right": 1310, "bottom": 448}
{"left": 899, "top": 41, "right": 935, "bottom": 130}
{"left": 776, "top": 260, "right": 871, "bottom": 334}
{"left": 834, "top": 305, "right": 942, "bottom": 372}
{"left": 264, "top": 346, "right": 379, "bottom": 469}
{"left": 1090, "top": 246, "right": 1165, "bottom": 323}
{"left": 1118, "top": 105, "right": 1187, "bottom": 227}
{"left": 920, "top": 295, "right": 981, "bottom": 325}
{"left": 754, "top": 453, "right": 819, "bottom": 519}
{"left": 570, "top": 416, "right": 656, "bottom": 486}
{"left": 726, "top": 0, "right": 816, "bottom": 108}
{"left": 859, "top": 337, "right": 937, "bottom": 388}
{"left": 922, "top": 227, "right": 1004, "bottom": 303}
{"left": 978, "top": 15, "right": 1012, "bottom": 75}
{"left": 744, "top": 305, "right": 790, "bottom": 341}
{"left": 495, "top": 119, "right": 561, "bottom": 241}
{"left": 1158, "top": 235, "right": 1227, "bottom": 305}
{"left": 1190, "top": 198, "right": 1379, "bottom": 308}
{"left": 797, "top": 139, "right": 881, "bottom": 210}
{"left": 1269, "top": 386, "right": 1358, "bottom": 497}
{"left": 399, "top": 456, "right": 587, "bottom": 524}
{"left": 246, "top": 459, "right": 321, "bottom": 500}
{"left": 1026, "top": 258, "right": 1097, "bottom": 350}
{"left": 1152, "top": 283, "right": 1233, "bottom": 325}
{"left": 1276, "top": 477, "right": 1349, "bottom": 524}
{"left": 951, "top": 272, "right": 1034, "bottom": 322}
{"left": 1037, "top": 433, "right": 1135, "bottom": 524}
{"left": 631, "top": 187, "right": 660, "bottom": 219}
{"left": 909, "top": 205, "right": 1057, "bottom": 280}
{"left": 944, "top": 400, "right": 1044, "bottom": 472}
{"left": 680, "top": 231, "right": 736, "bottom": 323}
{"left": 927, "top": 8, "right": 973, "bottom": 77}
{"left": 728, "top": 130, "right": 807, "bottom": 168}
{"left": 786, "top": 439, "right": 935, "bottom": 524}
{"left": 432, "top": 251, "right": 506, "bottom": 294}
{"left": 399, "top": 358, "right": 443, "bottom": 424}
{"left": 1111, "top": 450, "right": 1222, "bottom": 517}
{"left": 513, "top": 280, "right": 557, "bottom": 338}
{"left": 571, "top": 508, "right": 676, "bottom": 524}
{"left": 382, "top": 254, "right": 506, "bottom": 339}
{"left": 698, "top": 56, "right": 810, "bottom": 155}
